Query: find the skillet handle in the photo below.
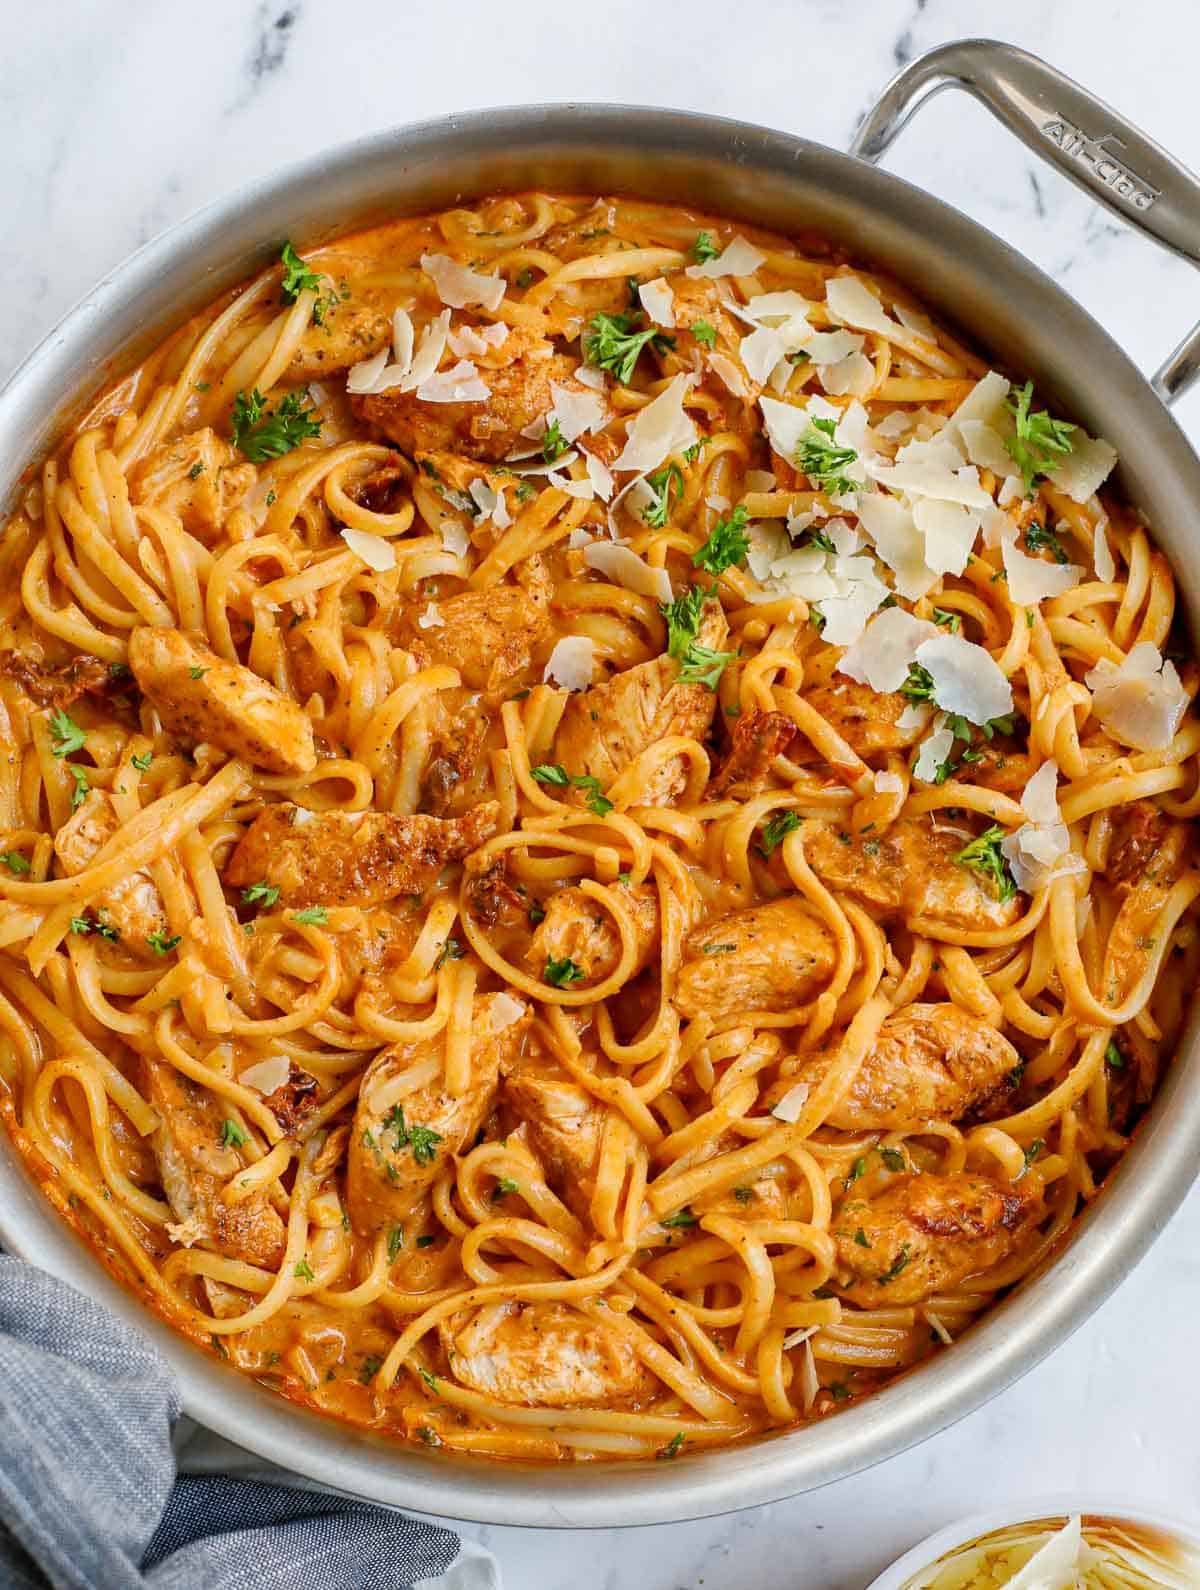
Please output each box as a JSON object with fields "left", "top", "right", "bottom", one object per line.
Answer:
{"left": 851, "top": 38, "right": 1200, "bottom": 406}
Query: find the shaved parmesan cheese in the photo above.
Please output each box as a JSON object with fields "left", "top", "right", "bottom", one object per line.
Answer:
{"left": 469, "top": 477, "right": 512, "bottom": 530}
{"left": 838, "top": 606, "right": 939, "bottom": 692}
{"left": 826, "top": 275, "right": 902, "bottom": 340}
{"left": 758, "top": 396, "right": 808, "bottom": 463}
{"left": 420, "top": 252, "right": 506, "bottom": 312}
{"left": 894, "top": 302, "right": 937, "bottom": 343}
{"left": 1093, "top": 516, "right": 1115, "bottom": 581}
{"left": 638, "top": 277, "right": 675, "bottom": 327}
{"left": 856, "top": 495, "right": 938, "bottom": 601}
{"left": 448, "top": 321, "right": 509, "bottom": 358}
{"left": 874, "top": 769, "right": 904, "bottom": 795}
{"left": 584, "top": 450, "right": 615, "bottom": 502}
{"left": 746, "top": 520, "right": 790, "bottom": 581}
{"left": 999, "top": 759, "right": 1081, "bottom": 892}
{"left": 1085, "top": 642, "right": 1188, "bottom": 751}
{"left": 804, "top": 329, "right": 864, "bottom": 365}
{"left": 771, "top": 1081, "right": 810, "bottom": 1123}
{"left": 874, "top": 411, "right": 912, "bottom": 440}
{"left": 1048, "top": 432, "right": 1117, "bottom": 502}
{"left": 346, "top": 348, "right": 390, "bottom": 395}
{"left": 544, "top": 636, "right": 595, "bottom": 692}
{"left": 489, "top": 991, "right": 526, "bottom": 1032}
{"left": 567, "top": 527, "right": 594, "bottom": 551}
{"left": 440, "top": 521, "right": 469, "bottom": 558}
{"left": 897, "top": 702, "right": 930, "bottom": 732}
{"left": 240, "top": 1055, "right": 291, "bottom": 1095}
{"left": 819, "top": 350, "right": 874, "bottom": 397}
{"left": 547, "top": 469, "right": 594, "bottom": 500}
{"left": 392, "top": 307, "right": 416, "bottom": 371}
{"left": 799, "top": 1339, "right": 820, "bottom": 1414}
{"left": 870, "top": 446, "right": 994, "bottom": 511}
{"left": 913, "top": 498, "right": 981, "bottom": 576}
{"left": 941, "top": 369, "right": 1011, "bottom": 442}
{"left": 1001, "top": 529, "right": 1083, "bottom": 604}
{"left": 707, "top": 494, "right": 731, "bottom": 513}
{"left": 513, "top": 450, "right": 578, "bottom": 477}
{"left": 549, "top": 382, "right": 607, "bottom": 442}
{"left": 741, "top": 291, "right": 812, "bottom": 353}
{"left": 959, "top": 419, "right": 1014, "bottom": 478}
{"left": 813, "top": 556, "right": 889, "bottom": 647}
{"left": 685, "top": 234, "right": 766, "bottom": 280}
{"left": 1004, "top": 1515, "right": 1083, "bottom": 1590}
{"left": 574, "top": 363, "right": 607, "bottom": 391}
{"left": 914, "top": 715, "right": 955, "bottom": 783}
{"left": 403, "top": 309, "right": 451, "bottom": 392}
{"left": 612, "top": 374, "right": 696, "bottom": 474}
{"left": 997, "top": 474, "right": 1023, "bottom": 506}
{"left": 709, "top": 353, "right": 749, "bottom": 398}
{"left": 417, "top": 359, "right": 489, "bottom": 404}
{"left": 340, "top": 527, "right": 396, "bottom": 572}
{"left": 417, "top": 601, "right": 444, "bottom": 629}
{"left": 740, "top": 325, "right": 788, "bottom": 385}
{"left": 744, "top": 469, "right": 777, "bottom": 492}
{"left": 915, "top": 633, "right": 1014, "bottom": 724}
{"left": 584, "top": 541, "right": 672, "bottom": 603}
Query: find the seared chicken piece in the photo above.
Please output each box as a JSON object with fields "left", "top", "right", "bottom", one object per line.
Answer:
{"left": 54, "top": 790, "right": 169, "bottom": 954}
{"left": 668, "top": 277, "right": 747, "bottom": 367}
{"left": 286, "top": 292, "right": 393, "bottom": 383}
{"left": 128, "top": 428, "right": 256, "bottom": 542}
{"left": 1106, "top": 800, "right": 1174, "bottom": 889}
{"left": 439, "top": 1300, "right": 654, "bottom": 1407}
{"left": 346, "top": 993, "right": 528, "bottom": 1233}
{"left": 833, "top": 1172, "right": 1043, "bottom": 1308}
{"left": 226, "top": 800, "right": 500, "bottom": 909}
{"left": 422, "top": 711, "right": 490, "bottom": 817}
{"left": 0, "top": 650, "right": 110, "bottom": 711}
{"left": 504, "top": 1062, "right": 606, "bottom": 1220}
{"left": 351, "top": 342, "right": 580, "bottom": 463}
{"left": 803, "top": 818, "right": 1023, "bottom": 932}
{"left": 141, "top": 1058, "right": 285, "bottom": 1269}
{"left": 674, "top": 897, "right": 836, "bottom": 1023}
{"left": 412, "top": 573, "right": 552, "bottom": 694}
{"left": 696, "top": 1176, "right": 789, "bottom": 1223}
{"left": 707, "top": 708, "right": 798, "bottom": 799}
{"left": 803, "top": 678, "right": 927, "bottom": 759}
{"left": 1103, "top": 817, "right": 1193, "bottom": 1007}
{"left": 128, "top": 627, "right": 315, "bottom": 776}
{"left": 526, "top": 880, "right": 659, "bottom": 987}
{"left": 554, "top": 599, "right": 727, "bottom": 807}
{"left": 791, "top": 1003, "right": 1021, "bottom": 1130}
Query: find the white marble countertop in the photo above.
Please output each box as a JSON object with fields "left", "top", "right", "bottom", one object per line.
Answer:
{"left": 5, "top": 3, "right": 1200, "bottom": 1586}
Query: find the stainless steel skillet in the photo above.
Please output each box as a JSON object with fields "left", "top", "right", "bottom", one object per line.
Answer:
{"left": 1, "top": 39, "right": 1199, "bottom": 1527}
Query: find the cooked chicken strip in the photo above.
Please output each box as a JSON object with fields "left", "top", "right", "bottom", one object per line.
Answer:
{"left": 141, "top": 1058, "right": 285, "bottom": 1269}
{"left": 346, "top": 993, "right": 528, "bottom": 1233}
{"left": 225, "top": 800, "right": 500, "bottom": 909}
{"left": 554, "top": 599, "right": 727, "bottom": 808}
{"left": 803, "top": 817, "right": 1023, "bottom": 932}
{"left": 791, "top": 1003, "right": 1021, "bottom": 1130}
{"left": 352, "top": 343, "right": 581, "bottom": 463}
{"left": 707, "top": 708, "right": 798, "bottom": 799}
{"left": 1103, "top": 817, "right": 1193, "bottom": 1007}
{"left": 54, "top": 790, "right": 169, "bottom": 955}
{"left": 411, "top": 567, "right": 552, "bottom": 693}
{"left": 802, "top": 678, "right": 927, "bottom": 758}
{"left": 128, "top": 428, "right": 255, "bottom": 541}
{"left": 504, "top": 1062, "right": 606, "bottom": 1221}
{"left": 674, "top": 896, "right": 836, "bottom": 1023}
{"left": 439, "top": 1300, "right": 654, "bottom": 1406}
{"left": 526, "top": 880, "right": 659, "bottom": 987}
{"left": 127, "top": 627, "right": 315, "bottom": 776}
{"left": 285, "top": 285, "right": 393, "bottom": 383}
{"left": 833, "top": 1171, "right": 1043, "bottom": 1308}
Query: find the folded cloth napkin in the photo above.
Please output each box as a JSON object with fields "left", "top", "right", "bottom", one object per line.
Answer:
{"left": 0, "top": 1254, "right": 486, "bottom": 1590}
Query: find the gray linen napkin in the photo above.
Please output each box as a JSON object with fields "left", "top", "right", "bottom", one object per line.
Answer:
{"left": 0, "top": 1254, "right": 470, "bottom": 1590}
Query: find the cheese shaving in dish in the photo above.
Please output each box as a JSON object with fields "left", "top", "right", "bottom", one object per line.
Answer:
{"left": 638, "top": 278, "right": 675, "bottom": 328}
{"left": 1048, "top": 431, "right": 1118, "bottom": 503}
{"left": 708, "top": 353, "right": 750, "bottom": 399}
{"left": 402, "top": 308, "right": 451, "bottom": 392}
{"left": 573, "top": 363, "right": 607, "bottom": 392}
{"left": 874, "top": 769, "right": 904, "bottom": 795}
{"left": 488, "top": 992, "right": 526, "bottom": 1032}
{"left": 583, "top": 542, "right": 673, "bottom": 604}
{"left": 838, "top": 607, "right": 939, "bottom": 693}
{"left": 416, "top": 602, "right": 444, "bottom": 630}
{"left": 914, "top": 633, "right": 1014, "bottom": 725}
{"left": 1093, "top": 516, "right": 1115, "bottom": 582}
{"left": 416, "top": 359, "right": 489, "bottom": 404}
{"left": 447, "top": 321, "right": 509, "bottom": 358}
{"left": 1085, "top": 642, "right": 1188, "bottom": 751}
{"left": 825, "top": 274, "right": 904, "bottom": 340}
{"left": 547, "top": 382, "right": 608, "bottom": 442}
{"left": 547, "top": 471, "right": 594, "bottom": 500}
{"left": 804, "top": 329, "right": 864, "bottom": 366}
{"left": 238, "top": 1055, "right": 292, "bottom": 1095}
{"left": 340, "top": 527, "right": 396, "bottom": 572}
{"left": 612, "top": 374, "right": 696, "bottom": 473}
{"left": 914, "top": 715, "right": 955, "bottom": 783}
{"left": 819, "top": 350, "right": 874, "bottom": 398}
{"left": 419, "top": 252, "right": 506, "bottom": 312}
{"left": 770, "top": 1082, "right": 810, "bottom": 1123}
{"left": 739, "top": 325, "right": 789, "bottom": 385}
{"left": 468, "top": 477, "right": 512, "bottom": 530}
{"left": 1000, "top": 530, "right": 1084, "bottom": 604}
{"left": 543, "top": 635, "right": 595, "bottom": 691}
{"left": 685, "top": 234, "right": 766, "bottom": 280}
{"left": 584, "top": 450, "right": 615, "bottom": 501}
{"left": 1000, "top": 760, "right": 1084, "bottom": 893}
{"left": 439, "top": 521, "right": 469, "bottom": 559}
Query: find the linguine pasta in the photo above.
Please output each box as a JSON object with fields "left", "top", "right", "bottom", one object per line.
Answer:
{"left": 0, "top": 191, "right": 1196, "bottom": 1462}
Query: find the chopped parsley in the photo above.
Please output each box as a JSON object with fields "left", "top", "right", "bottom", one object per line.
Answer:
{"left": 795, "top": 418, "right": 859, "bottom": 497}
{"left": 953, "top": 825, "right": 1016, "bottom": 903}
{"left": 700, "top": 942, "right": 736, "bottom": 955}
{"left": 1017, "top": 1139, "right": 1045, "bottom": 1179}
{"left": 853, "top": 1228, "right": 871, "bottom": 1248}
{"left": 48, "top": 708, "right": 86, "bottom": 758}
{"left": 844, "top": 1156, "right": 867, "bottom": 1189}
{"left": 677, "top": 642, "right": 735, "bottom": 690}
{"left": 660, "top": 583, "right": 712, "bottom": 659}
{"left": 231, "top": 387, "right": 322, "bottom": 462}
{"left": 757, "top": 810, "right": 801, "bottom": 858}
{"left": 279, "top": 241, "right": 322, "bottom": 300}
{"left": 660, "top": 1207, "right": 698, "bottom": 1228}
{"left": 543, "top": 955, "right": 585, "bottom": 988}
{"left": 900, "top": 662, "right": 935, "bottom": 703}
{"left": 0, "top": 851, "right": 30, "bottom": 874}
{"left": 1004, "top": 381, "right": 1076, "bottom": 496}
{"left": 582, "top": 311, "right": 673, "bottom": 384}
{"left": 417, "top": 1425, "right": 443, "bottom": 1447}
{"left": 931, "top": 607, "right": 960, "bottom": 632}
{"left": 530, "top": 764, "right": 614, "bottom": 817}
{"left": 241, "top": 880, "right": 281, "bottom": 909}
{"left": 187, "top": 462, "right": 205, "bottom": 480}
{"left": 690, "top": 319, "right": 717, "bottom": 348}
{"left": 541, "top": 417, "right": 568, "bottom": 465}
{"left": 188, "top": 666, "right": 207, "bottom": 680}
{"left": 293, "top": 1259, "right": 315, "bottom": 1282}
{"left": 131, "top": 751, "right": 153, "bottom": 771}
{"left": 493, "top": 1176, "right": 520, "bottom": 1197}
{"left": 641, "top": 462, "right": 684, "bottom": 528}
{"left": 879, "top": 1147, "right": 906, "bottom": 1173}
{"left": 416, "top": 1234, "right": 436, "bottom": 1248}
{"left": 292, "top": 907, "right": 328, "bottom": 925}
{"left": 733, "top": 1185, "right": 755, "bottom": 1204}
{"left": 382, "top": 1102, "right": 444, "bottom": 1166}
{"left": 657, "top": 1431, "right": 685, "bottom": 1459}
{"left": 146, "top": 932, "right": 182, "bottom": 956}
{"left": 358, "top": 1355, "right": 385, "bottom": 1383}
{"left": 1105, "top": 1039, "right": 1125, "bottom": 1069}
{"left": 876, "top": 1243, "right": 911, "bottom": 1285}
{"left": 1023, "top": 520, "right": 1069, "bottom": 564}
{"left": 690, "top": 231, "right": 719, "bottom": 264}
{"left": 387, "top": 1226, "right": 404, "bottom": 1261}
{"left": 219, "top": 1119, "right": 248, "bottom": 1149}
{"left": 692, "top": 504, "right": 749, "bottom": 575}
{"left": 434, "top": 936, "right": 466, "bottom": 970}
